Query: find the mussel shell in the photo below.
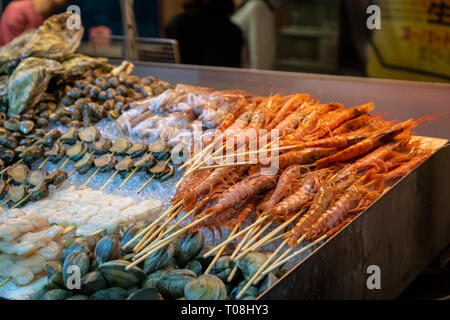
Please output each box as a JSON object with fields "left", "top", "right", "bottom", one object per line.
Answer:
{"left": 110, "top": 138, "right": 132, "bottom": 154}
{"left": 74, "top": 151, "right": 94, "bottom": 174}
{"left": 29, "top": 182, "right": 49, "bottom": 201}
{"left": 120, "top": 225, "right": 143, "bottom": 254}
{"left": 99, "top": 260, "right": 146, "bottom": 289}
{"left": 60, "top": 238, "right": 92, "bottom": 263}
{"left": 209, "top": 256, "right": 238, "bottom": 281}
{"left": 184, "top": 260, "right": 202, "bottom": 276}
{"left": 63, "top": 252, "right": 90, "bottom": 288}
{"left": 127, "top": 142, "right": 148, "bottom": 158}
{"left": 59, "top": 127, "right": 78, "bottom": 145}
{"left": 142, "top": 267, "right": 175, "bottom": 289}
{"left": 89, "top": 287, "right": 128, "bottom": 300}
{"left": 155, "top": 269, "right": 197, "bottom": 299}
{"left": 184, "top": 274, "right": 227, "bottom": 300}
{"left": 236, "top": 252, "right": 268, "bottom": 281}
{"left": 44, "top": 260, "right": 64, "bottom": 287}
{"left": 159, "top": 165, "right": 174, "bottom": 182}
{"left": 40, "top": 289, "right": 73, "bottom": 300}
{"left": 79, "top": 270, "right": 107, "bottom": 295}
{"left": 127, "top": 288, "right": 164, "bottom": 300}
{"left": 259, "top": 273, "right": 278, "bottom": 295}
{"left": 66, "top": 295, "right": 89, "bottom": 300}
{"left": 230, "top": 280, "right": 259, "bottom": 300}
{"left": 143, "top": 243, "right": 175, "bottom": 274}
{"left": 78, "top": 126, "right": 100, "bottom": 142}
{"left": 175, "top": 231, "right": 204, "bottom": 266}
{"left": 94, "top": 234, "right": 122, "bottom": 266}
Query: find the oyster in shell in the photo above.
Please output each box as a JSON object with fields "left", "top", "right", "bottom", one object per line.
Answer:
{"left": 62, "top": 54, "right": 111, "bottom": 79}
{"left": 0, "top": 76, "right": 8, "bottom": 112}
{"left": 7, "top": 57, "right": 62, "bottom": 117}
{"left": 22, "top": 13, "right": 84, "bottom": 60}
{"left": 0, "top": 29, "right": 36, "bottom": 75}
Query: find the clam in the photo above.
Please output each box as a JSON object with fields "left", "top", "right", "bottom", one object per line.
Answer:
{"left": 65, "top": 141, "right": 86, "bottom": 161}
{"left": 44, "top": 142, "right": 64, "bottom": 163}
{"left": 209, "top": 256, "right": 238, "bottom": 281}
{"left": 8, "top": 184, "right": 27, "bottom": 205}
{"left": 89, "top": 287, "right": 128, "bottom": 300}
{"left": 20, "top": 145, "right": 44, "bottom": 165}
{"left": 236, "top": 252, "right": 268, "bottom": 281}
{"left": 185, "top": 260, "right": 202, "bottom": 276}
{"left": 99, "top": 260, "right": 145, "bottom": 289}
{"left": 40, "top": 129, "right": 61, "bottom": 147}
{"left": 184, "top": 274, "right": 227, "bottom": 300}
{"left": 149, "top": 161, "right": 168, "bottom": 176}
{"left": 94, "top": 153, "right": 117, "bottom": 172}
{"left": 159, "top": 165, "right": 175, "bottom": 182}
{"left": 156, "top": 269, "right": 197, "bottom": 299}
{"left": 18, "top": 120, "right": 34, "bottom": 134}
{"left": 74, "top": 151, "right": 94, "bottom": 174}
{"left": 59, "top": 127, "right": 78, "bottom": 145}
{"left": 78, "top": 126, "right": 100, "bottom": 142}
{"left": 60, "top": 237, "right": 93, "bottom": 263}
{"left": 0, "top": 149, "right": 15, "bottom": 165}
{"left": 127, "top": 142, "right": 148, "bottom": 158}
{"left": 133, "top": 153, "right": 156, "bottom": 171}
{"left": 29, "top": 182, "right": 49, "bottom": 201}
{"left": 115, "top": 156, "right": 134, "bottom": 172}
{"left": 63, "top": 252, "right": 90, "bottom": 288}
{"left": 91, "top": 136, "right": 112, "bottom": 155}
{"left": 143, "top": 267, "right": 174, "bottom": 289}
{"left": 40, "top": 289, "right": 73, "bottom": 300}
{"left": 127, "top": 288, "right": 163, "bottom": 300}
{"left": 0, "top": 136, "right": 17, "bottom": 150}
{"left": 27, "top": 170, "right": 47, "bottom": 187}
{"left": 3, "top": 118, "right": 19, "bottom": 131}
{"left": 110, "top": 138, "right": 132, "bottom": 155}
{"left": 79, "top": 270, "right": 107, "bottom": 295}
{"left": 175, "top": 231, "right": 204, "bottom": 266}
{"left": 7, "top": 163, "right": 29, "bottom": 184}
{"left": 259, "top": 273, "right": 278, "bottom": 295}
{"left": 149, "top": 140, "right": 170, "bottom": 161}
{"left": 44, "top": 260, "right": 64, "bottom": 288}
{"left": 35, "top": 117, "right": 49, "bottom": 128}
{"left": 66, "top": 295, "right": 89, "bottom": 300}
{"left": 94, "top": 234, "right": 122, "bottom": 266}
{"left": 231, "top": 280, "right": 259, "bottom": 300}
{"left": 143, "top": 243, "right": 175, "bottom": 274}
{"left": 44, "top": 169, "right": 68, "bottom": 187}
{"left": 120, "top": 225, "right": 144, "bottom": 254}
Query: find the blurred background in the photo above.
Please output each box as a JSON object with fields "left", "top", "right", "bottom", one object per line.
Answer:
{"left": 1, "top": 0, "right": 449, "bottom": 83}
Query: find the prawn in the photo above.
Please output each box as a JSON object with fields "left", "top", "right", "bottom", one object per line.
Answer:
{"left": 225, "top": 197, "right": 259, "bottom": 229}
{"left": 267, "top": 94, "right": 310, "bottom": 129}
{"left": 370, "top": 152, "right": 430, "bottom": 182}
{"left": 275, "top": 147, "right": 336, "bottom": 170}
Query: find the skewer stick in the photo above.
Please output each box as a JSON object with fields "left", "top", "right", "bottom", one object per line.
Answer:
{"left": 229, "top": 224, "right": 261, "bottom": 260}
{"left": 202, "top": 215, "right": 270, "bottom": 258}
{"left": 58, "top": 157, "right": 70, "bottom": 170}
{"left": 126, "top": 212, "right": 214, "bottom": 270}
{"left": 178, "top": 139, "right": 217, "bottom": 171}
{"left": 199, "top": 161, "right": 255, "bottom": 171}
{"left": 235, "top": 210, "right": 303, "bottom": 260}
{"left": 124, "top": 199, "right": 184, "bottom": 250}
{"left": 210, "top": 144, "right": 301, "bottom": 162}
{"left": 89, "top": 228, "right": 107, "bottom": 237}
{"left": 132, "top": 225, "right": 159, "bottom": 253}
{"left": 100, "top": 170, "right": 118, "bottom": 191}
{"left": 62, "top": 225, "right": 76, "bottom": 235}
{"left": 137, "top": 157, "right": 172, "bottom": 194}
{"left": 160, "top": 207, "right": 197, "bottom": 237}
{"left": 0, "top": 276, "right": 13, "bottom": 289}
{"left": 227, "top": 265, "right": 239, "bottom": 283}
{"left": 11, "top": 194, "right": 31, "bottom": 209}
{"left": 204, "top": 224, "right": 240, "bottom": 275}
{"left": 261, "top": 235, "right": 328, "bottom": 277}
{"left": 236, "top": 239, "right": 289, "bottom": 299}
{"left": 156, "top": 205, "right": 183, "bottom": 240}
{"left": 38, "top": 157, "right": 49, "bottom": 169}
{"left": 0, "top": 198, "right": 9, "bottom": 208}
{"left": 80, "top": 167, "right": 100, "bottom": 190}
{"left": 118, "top": 167, "right": 138, "bottom": 190}
{"left": 0, "top": 159, "right": 23, "bottom": 174}
{"left": 66, "top": 168, "right": 76, "bottom": 179}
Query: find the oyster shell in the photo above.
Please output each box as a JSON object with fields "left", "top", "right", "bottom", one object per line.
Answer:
{"left": 0, "top": 29, "right": 36, "bottom": 75}
{"left": 62, "top": 54, "right": 110, "bottom": 79}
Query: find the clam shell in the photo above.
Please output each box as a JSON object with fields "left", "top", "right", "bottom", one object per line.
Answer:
{"left": 79, "top": 270, "right": 107, "bottom": 295}
{"left": 89, "top": 287, "right": 128, "bottom": 300}
{"left": 142, "top": 267, "right": 174, "bottom": 289}
{"left": 236, "top": 252, "right": 267, "bottom": 281}
{"left": 156, "top": 269, "right": 197, "bottom": 299}
{"left": 40, "top": 289, "right": 73, "bottom": 300}
{"left": 99, "top": 260, "right": 145, "bottom": 289}
{"left": 175, "top": 231, "right": 204, "bottom": 266}
{"left": 143, "top": 243, "right": 175, "bottom": 274}
{"left": 94, "top": 234, "right": 122, "bottom": 266}
{"left": 184, "top": 274, "right": 227, "bottom": 300}
{"left": 63, "top": 252, "right": 90, "bottom": 288}
{"left": 184, "top": 260, "right": 202, "bottom": 276}
{"left": 127, "top": 288, "right": 163, "bottom": 300}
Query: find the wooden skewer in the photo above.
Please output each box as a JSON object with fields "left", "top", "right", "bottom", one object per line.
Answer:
{"left": 126, "top": 212, "right": 214, "bottom": 270}
{"left": 67, "top": 168, "right": 76, "bottom": 179}
{"left": 156, "top": 205, "right": 183, "bottom": 240}
{"left": 210, "top": 144, "right": 300, "bottom": 162}
{"left": 0, "top": 159, "right": 23, "bottom": 174}
{"left": 178, "top": 139, "right": 217, "bottom": 171}
{"left": 11, "top": 194, "right": 30, "bottom": 209}
{"left": 204, "top": 224, "right": 240, "bottom": 275}
{"left": 234, "top": 210, "right": 303, "bottom": 261}
{"left": 62, "top": 225, "right": 76, "bottom": 236}
{"left": 137, "top": 157, "right": 172, "bottom": 194}
{"left": 124, "top": 200, "right": 184, "bottom": 250}
{"left": 118, "top": 167, "right": 138, "bottom": 190}
{"left": 229, "top": 224, "right": 261, "bottom": 260}
{"left": 133, "top": 207, "right": 197, "bottom": 259}
{"left": 236, "top": 239, "right": 289, "bottom": 299}
{"left": 261, "top": 235, "right": 328, "bottom": 277}
{"left": 38, "top": 156, "right": 50, "bottom": 169}
{"left": 199, "top": 161, "right": 255, "bottom": 171}
{"left": 89, "top": 228, "right": 107, "bottom": 237}
{"left": 0, "top": 198, "right": 9, "bottom": 208}
{"left": 80, "top": 167, "right": 100, "bottom": 190}
{"left": 0, "top": 276, "right": 13, "bottom": 289}
{"left": 202, "top": 215, "right": 270, "bottom": 258}
{"left": 58, "top": 157, "right": 70, "bottom": 170}
{"left": 132, "top": 225, "right": 159, "bottom": 253}
{"left": 100, "top": 170, "right": 118, "bottom": 191}
{"left": 227, "top": 265, "right": 239, "bottom": 283}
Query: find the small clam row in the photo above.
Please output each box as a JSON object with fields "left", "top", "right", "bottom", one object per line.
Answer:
{"left": 38, "top": 227, "right": 280, "bottom": 300}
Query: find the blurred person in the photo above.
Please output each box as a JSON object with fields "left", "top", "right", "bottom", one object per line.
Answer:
{"left": 165, "top": 0, "right": 243, "bottom": 67}
{"left": 232, "top": 0, "right": 275, "bottom": 69}
{"left": 0, "top": 0, "right": 68, "bottom": 45}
